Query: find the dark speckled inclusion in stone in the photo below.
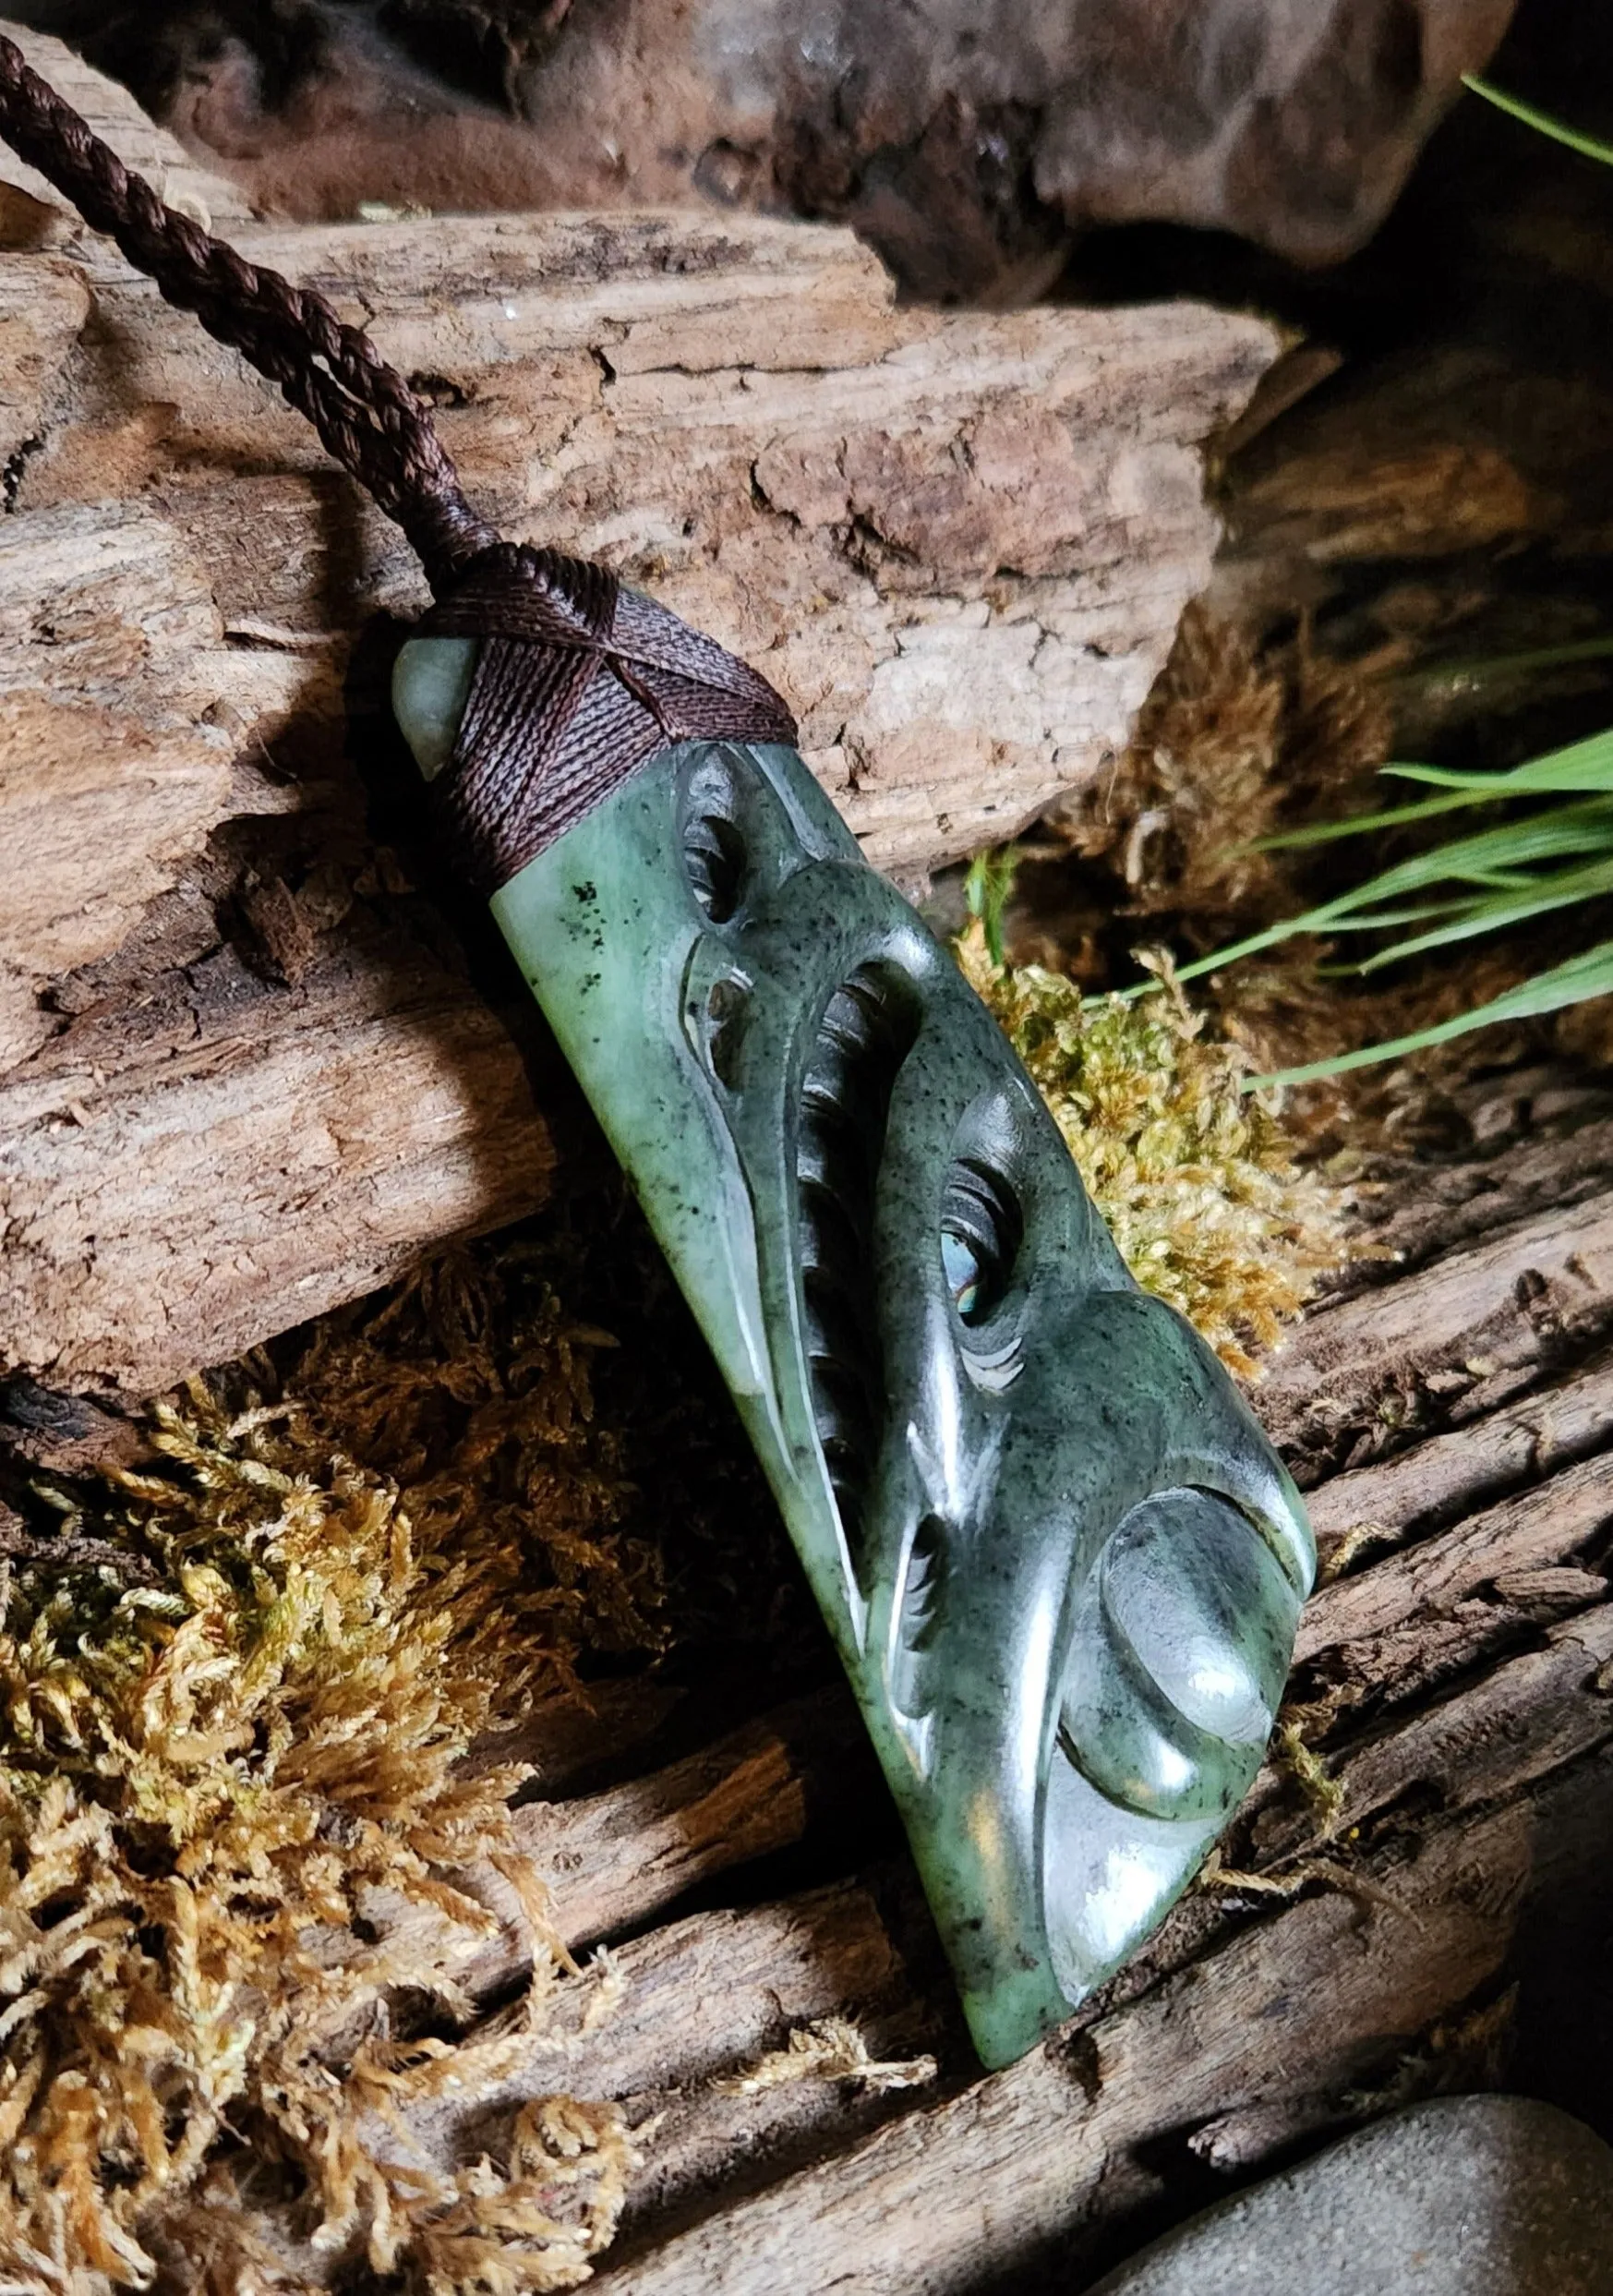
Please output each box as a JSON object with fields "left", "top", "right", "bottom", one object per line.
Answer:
{"left": 394, "top": 634, "right": 1315, "bottom": 2070}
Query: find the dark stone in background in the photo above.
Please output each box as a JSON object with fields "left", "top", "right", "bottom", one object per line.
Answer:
{"left": 6, "top": 0, "right": 1516, "bottom": 296}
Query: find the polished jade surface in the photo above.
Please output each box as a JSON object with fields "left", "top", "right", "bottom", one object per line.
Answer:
{"left": 394, "top": 635, "right": 1315, "bottom": 2069}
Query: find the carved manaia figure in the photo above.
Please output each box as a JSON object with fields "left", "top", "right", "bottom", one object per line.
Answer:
{"left": 397, "top": 633, "right": 1314, "bottom": 2068}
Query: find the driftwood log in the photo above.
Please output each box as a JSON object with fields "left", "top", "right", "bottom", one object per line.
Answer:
{"left": 7, "top": 36, "right": 1612, "bottom": 2296}
{"left": 179, "top": 1089, "right": 1610, "bottom": 2290}
{"left": 0, "top": 23, "right": 1277, "bottom": 1399}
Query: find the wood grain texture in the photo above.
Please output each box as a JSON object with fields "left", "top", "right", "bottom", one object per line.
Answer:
{"left": 212, "top": 1139, "right": 1613, "bottom": 2296}
{"left": 0, "top": 21, "right": 250, "bottom": 245}
{"left": 455, "top": 1144, "right": 1613, "bottom": 2291}
{"left": 319, "top": 1693, "right": 873, "bottom": 2018}
{"left": 0, "top": 21, "right": 1277, "bottom": 1396}
{"left": 259, "top": 1127, "right": 1613, "bottom": 2050}
{"left": 581, "top": 1780, "right": 1564, "bottom": 2296}
{"left": 1260, "top": 1125, "right": 1613, "bottom": 1478}
{"left": 1297, "top": 1450, "right": 1613, "bottom": 1665}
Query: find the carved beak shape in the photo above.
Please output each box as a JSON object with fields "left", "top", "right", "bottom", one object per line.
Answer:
{"left": 395, "top": 648, "right": 1314, "bottom": 2068}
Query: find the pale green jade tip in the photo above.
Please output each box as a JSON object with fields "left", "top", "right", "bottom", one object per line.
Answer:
{"left": 393, "top": 635, "right": 1316, "bottom": 2071}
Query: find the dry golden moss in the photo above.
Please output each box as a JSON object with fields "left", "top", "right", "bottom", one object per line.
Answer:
{"left": 713, "top": 2017, "right": 937, "bottom": 2100}
{"left": 0, "top": 806, "right": 1356, "bottom": 2290}
{"left": 0, "top": 1251, "right": 660, "bottom": 2294}
{"left": 1054, "top": 600, "right": 1391, "bottom": 937}
{"left": 957, "top": 924, "right": 1349, "bottom": 1375}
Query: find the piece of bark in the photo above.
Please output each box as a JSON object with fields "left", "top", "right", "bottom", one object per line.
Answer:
{"left": 252, "top": 1877, "right": 942, "bottom": 2288}
{"left": 1271, "top": 1605, "right": 1613, "bottom": 1862}
{"left": 1260, "top": 1151, "right": 1613, "bottom": 1478}
{"left": 121, "top": 1142, "right": 1613, "bottom": 2290}
{"left": 0, "top": 24, "right": 1278, "bottom": 1396}
{"left": 1305, "top": 1354, "right": 1613, "bottom": 1561}
{"left": 325, "top": 1691, "right": 873, "bottom": 2015}
{"left": 1297, "top": 1448, "right": 1613, "bottom": 1669}
{"left": 390, "top": 1879, "right": 938, "bottom": 2250}
{"left": 581, "top": 1770, "right": 1594, "bottom": 2296}
{"left": 271, "top": 1582, "right": 1613, "bottom": 2290}
{"left": 0, "top": 925, "right": 558, "bottom": 1393}
{"left": 0, "top": 254, "right": 86, "bottom": 459}
{"left": 1348, "top": 1111, "right": 1613, "bottom": 1276}
{"left": 0, "top": 20, "right": 249, "bottom": 248}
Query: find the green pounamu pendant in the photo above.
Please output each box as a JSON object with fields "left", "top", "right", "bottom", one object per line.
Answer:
{"left": 394, "top": 633, "right": 1314, "bottom": 2071}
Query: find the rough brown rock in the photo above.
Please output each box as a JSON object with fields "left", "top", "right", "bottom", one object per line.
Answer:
{"left": 14, "top": 0, "right": 1519, "bottom": 296}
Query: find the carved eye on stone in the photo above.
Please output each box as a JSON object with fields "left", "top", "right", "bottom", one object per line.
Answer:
{"left": 1056, "top": 1488, "right": 1299, "bottom": 1826}
{"left": 682, "top": 809, "right": 747, "bottom": 922}
{"left": 700, "top": 973, "right": 749, "bottom": 1087}
{"left": 796, "top": 962, "right": 921, "bottom": 1574}
{"left": 940, "top": 1157, "right": 1023, "bottom": 1327}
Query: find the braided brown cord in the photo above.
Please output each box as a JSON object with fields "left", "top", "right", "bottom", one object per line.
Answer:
{"left": 0, "top": 30, "right": 492, "bottom": 593}
{"left": 423, "top": 544, "right": 799, "bottom": 892}
{"left": 0, "top": 34, "right": 799, "bottom": 878}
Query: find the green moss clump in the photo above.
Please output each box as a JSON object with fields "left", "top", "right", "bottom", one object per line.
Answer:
{"left": 957, "top": 923, "right": 1349, "bottom": 1376}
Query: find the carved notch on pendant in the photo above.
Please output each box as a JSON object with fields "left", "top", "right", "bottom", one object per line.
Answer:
{"left": 795, "top": 962, "right": 920, "bottom": 1577}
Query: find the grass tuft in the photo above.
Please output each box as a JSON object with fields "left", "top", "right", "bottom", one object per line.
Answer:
{"left": 1170, "top": 723, "right": 1613, "bottom": 1084}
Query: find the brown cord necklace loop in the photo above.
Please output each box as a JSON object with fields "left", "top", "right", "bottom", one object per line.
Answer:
{"left": 0, "top": 30, "right": 797, "bottom": 884}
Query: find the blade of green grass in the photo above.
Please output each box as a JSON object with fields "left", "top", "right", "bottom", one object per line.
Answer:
{"left": 1313, "top": 898, "right": 1485, "bottom": 933}
{"left": 1463, "top": 76, "right": 1613, "bottom": 168}
{"left": 1248, "top": 938, "right": 1613, "bottom": 1089}
{"left": 965, "top": 844, "right": 1021, "bottom": 967}
{"left": 1246, "top": 731, "right": 1613, "bottom": 859}
{"left": 1354, "top": 852, "right": 1613, "bottom": 972}
{"left": 1245, "top": 787, "right": 1512, "bottom": 852}
{"left": 1168, "top": 800, "right": 1613, "bottom": 985}
{"left": 1277, "top": 799, "right": 1613, "bottom": 894}
{"left": 1385, "top": 725, "right": 1613, "bottom": 796}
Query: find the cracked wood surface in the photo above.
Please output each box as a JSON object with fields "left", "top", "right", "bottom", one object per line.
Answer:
{"left": 220, "top": 1108, "right": 1613, "bottom": 2292}
{"left": 8, "top": 31, "right": 1610, "bottom": 2292}
{"left": 0, "top": 20, "right": 1277, "bottom": 1398}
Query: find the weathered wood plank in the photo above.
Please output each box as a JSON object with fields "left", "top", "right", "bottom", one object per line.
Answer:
{"left": 111, "top": 1145, "right": 1609, "bottom": 2290}
{"left": 320, "top": 1182, "right": 1613, "bottom": 2035}
{"left": 0, "top": 28, "right": 1279, "bottom": 1397}
{"left": 389, "top": 1880, "right": 934, "bottom": 2246}
{"left": 584, "top": 1760, "right": 1605, "bottom": 2296}
{"left": 1307, "top": 1606, "right": 1613, "bottom": 1847}
{"left": 1305, "top": 1354, "right": 1613, "bottom": 1556}
{"left": 324, "top": 1692, "right": 869, "bottom": 2012}
{"left": 0, "top": 935, "right": 556, "bottom": 1393}
{"left": 1297, "top": 1448, "right": 1613, "bottom": 1665}
{"left": 251, "top": 1491, "right": 1612, "bottom": 2288}
{"left": 1261, "top": 1137, "right": 1613, "bottom": 1471}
